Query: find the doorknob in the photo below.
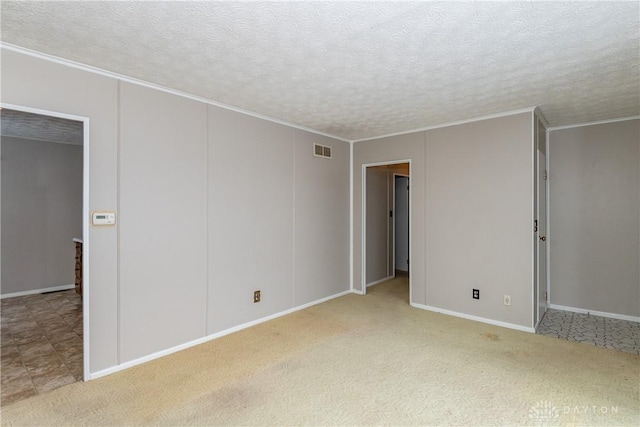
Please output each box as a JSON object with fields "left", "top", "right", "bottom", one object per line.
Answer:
{"left": 539, "top": 236, "right": 546, "bottom": 241}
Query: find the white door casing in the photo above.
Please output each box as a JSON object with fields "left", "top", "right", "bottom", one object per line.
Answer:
{"left": 537, "top": 149, "right": 548, "bottom": 321}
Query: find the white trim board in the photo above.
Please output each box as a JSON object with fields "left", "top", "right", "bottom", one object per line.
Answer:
{"left": 0, "top": 284, "right": 75, "bottom": 299}
{"left": 547, "top": 116, "right": 640, "bottom": 132}
{"left": 366, "top": 275, "right": 394, "bottom": 288}
{"left": 90, "top": 289, "right": 355, "bottom": 380}
{"left": 531, "top": 110, "right": 536, "bottom": 328}
{"left": 533, "top": 107, "right": 550, "bottom": 129}
{"left": 534, "top": 318, "right": 542, "bottom": 331}
{"left": 545, "top": 125, "right": 551, "bottom": 311}
{"left": 352, "top": 107, "right": 537, "bottom": 143}
{"left": 411, "top": 303, "right": 536, "bottom": 333}
{"left": 1, "top": 102, "right": 89, "bottom": 123}
{"left": 548, "top": 304, "right": 640, "bottom": 323}
{"left": 1, "top": 43, "right": 351, "bottom": 144}
{"left": 361, "top": 159, "right": 412, "bottom": 298}
{"left": 349, "top": 141, "right": 354, "bottom": 291}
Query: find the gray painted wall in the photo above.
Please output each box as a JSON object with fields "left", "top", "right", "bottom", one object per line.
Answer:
{"left": 1, "top": 48, "right": 350, "bottom": 376}
{"left": 548, "top": 119, "right": 639, "bottom": 317}
{"left": 293, "top": 130, "right": 350, "bottom": 306}
{"left": 208, "top": 106, "right": 295, "bottom": 332}
{"left": 425, "top": 113, "right": 534, "bottom": 328}
{"left": 119, "top": 82, "right": 208, "bottom": 362}
{"left": 354, "top": 113, "right": 534, "bottom": 328}
{"left": 207, "top": 108, "right": 350, "bottom": 332}
{"left": 1, "top": 136, "right": 82, "bottom": 295}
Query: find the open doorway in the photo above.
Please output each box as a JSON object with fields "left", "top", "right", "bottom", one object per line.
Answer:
{"left": 362, "top": 161, "right": 411, "bottom": 302}
{"left": 0, "top": 105, "right": 89, "bottom": 405}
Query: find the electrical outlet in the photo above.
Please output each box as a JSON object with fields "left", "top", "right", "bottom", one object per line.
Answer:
{"left": 473, "top": 289, "right": 480, "bottom": 299}
{"left": 503, "top": 295, "right": 511, "bottom": 306}
{"left": 254, "top": 290, "right": 261, "bottom": 303}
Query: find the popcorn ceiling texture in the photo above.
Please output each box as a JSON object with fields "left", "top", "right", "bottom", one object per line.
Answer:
{"left": 1, "top": 109, "right": 83, "bottom": 145}
{"left": 1, "top": 1, "right": 638, "bottom": 140}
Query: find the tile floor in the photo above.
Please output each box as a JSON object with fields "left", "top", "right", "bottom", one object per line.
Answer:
{"left": 537, "top": 308, "right": 640, "bottom": 354}
{"left": 1, "top": 290, "right": 83, "bottom": 406}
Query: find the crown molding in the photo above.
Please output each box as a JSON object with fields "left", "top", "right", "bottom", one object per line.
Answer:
{"left": 1, "top": 43, "right": 351, "bottom": 143}
{"left": 547, "top": 116, "right": 640, "bottom": 132}
{"left": 352, "top": 107, "right": 537, "bottom": 143}
{"left": 533, "top": 107, "right": 550, "bottom": 128}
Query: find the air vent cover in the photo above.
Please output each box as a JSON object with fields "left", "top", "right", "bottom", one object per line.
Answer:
{"left": 313, "top": 143, "right": 332, "bottom": 159}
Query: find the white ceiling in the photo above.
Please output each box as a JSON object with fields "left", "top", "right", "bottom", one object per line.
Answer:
{"left": 1, "top": 1, "right": 638, "bottom": 141}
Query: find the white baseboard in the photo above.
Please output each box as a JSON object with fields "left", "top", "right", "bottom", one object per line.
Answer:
{"left": 90, "top": 289, "right": 354, "bottom": 380}
{"left": 366, "top": 275, "right": 394, "bottom": 288}
{"left": 410, "top": 303, "right": 536, "bottom": 333}
{"left": 0, "top": 284, "right": 75, "bottom": 299}
{"left": 548, "top": 303, "right": 640, "bottom": 323}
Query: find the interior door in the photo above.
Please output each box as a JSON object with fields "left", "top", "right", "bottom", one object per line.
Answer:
{"left": 394, "top": 176, "right": 409, "bottom": 272}
{"left": 366, "top": 167, "right": 391, "bottom": 286}
{"left": 537, "top": 131, "right": 548, "bottom": 321}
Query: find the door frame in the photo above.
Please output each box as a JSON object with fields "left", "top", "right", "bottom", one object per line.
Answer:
{"left": 392, "top": 173, "right": 410, "bottom": 273}
{"left": 535, "top": 148, "right": 547, "bottom": 325}
{"left": 533, "top": 115, "right": 549, "bottom": 329}
{"left": 2, "top": 103, "right": 91, "bottom": 381}
{"left": 361, "top": 159, "right": 411, "bottom": 300}
{"left": 545, "top": 128, "right": 551, "bottom": 309}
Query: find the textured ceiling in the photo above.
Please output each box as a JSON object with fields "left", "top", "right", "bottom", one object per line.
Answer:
{"left": 1, "top": 108, "right": 83, "bottom": 145}
{"left": 1, "top": 1, "right": 638, "bottom": 141}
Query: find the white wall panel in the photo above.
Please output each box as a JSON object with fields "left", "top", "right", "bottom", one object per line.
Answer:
{"left": 425, "top": 113, "right": 533, "bottom": 327}
{"left": 549, "top": 119, "right": 639, "bottom": 316}
{"left": 119, "top": 83, "right": 207, "bottom": 362}
{"left": 293, "top": 130, "right": 349, "bottom": 305}
{"left": 207, "top": 106, "right": 294, "bottom": 332}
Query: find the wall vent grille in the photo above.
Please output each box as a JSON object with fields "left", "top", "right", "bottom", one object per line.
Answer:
{"left": 313, "top": 143, "right": 332, "bottom": 159}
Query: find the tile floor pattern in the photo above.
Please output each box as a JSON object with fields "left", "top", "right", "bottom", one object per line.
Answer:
{"left": 1, "top": 290, "right": 83, "bottom": 406}
{"left": 537, "top": 308, "right": 640, "bottom": 354}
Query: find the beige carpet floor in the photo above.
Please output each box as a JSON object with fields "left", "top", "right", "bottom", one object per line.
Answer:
{"left": 1, "top": 277, "right": 638, "bottom": 426}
